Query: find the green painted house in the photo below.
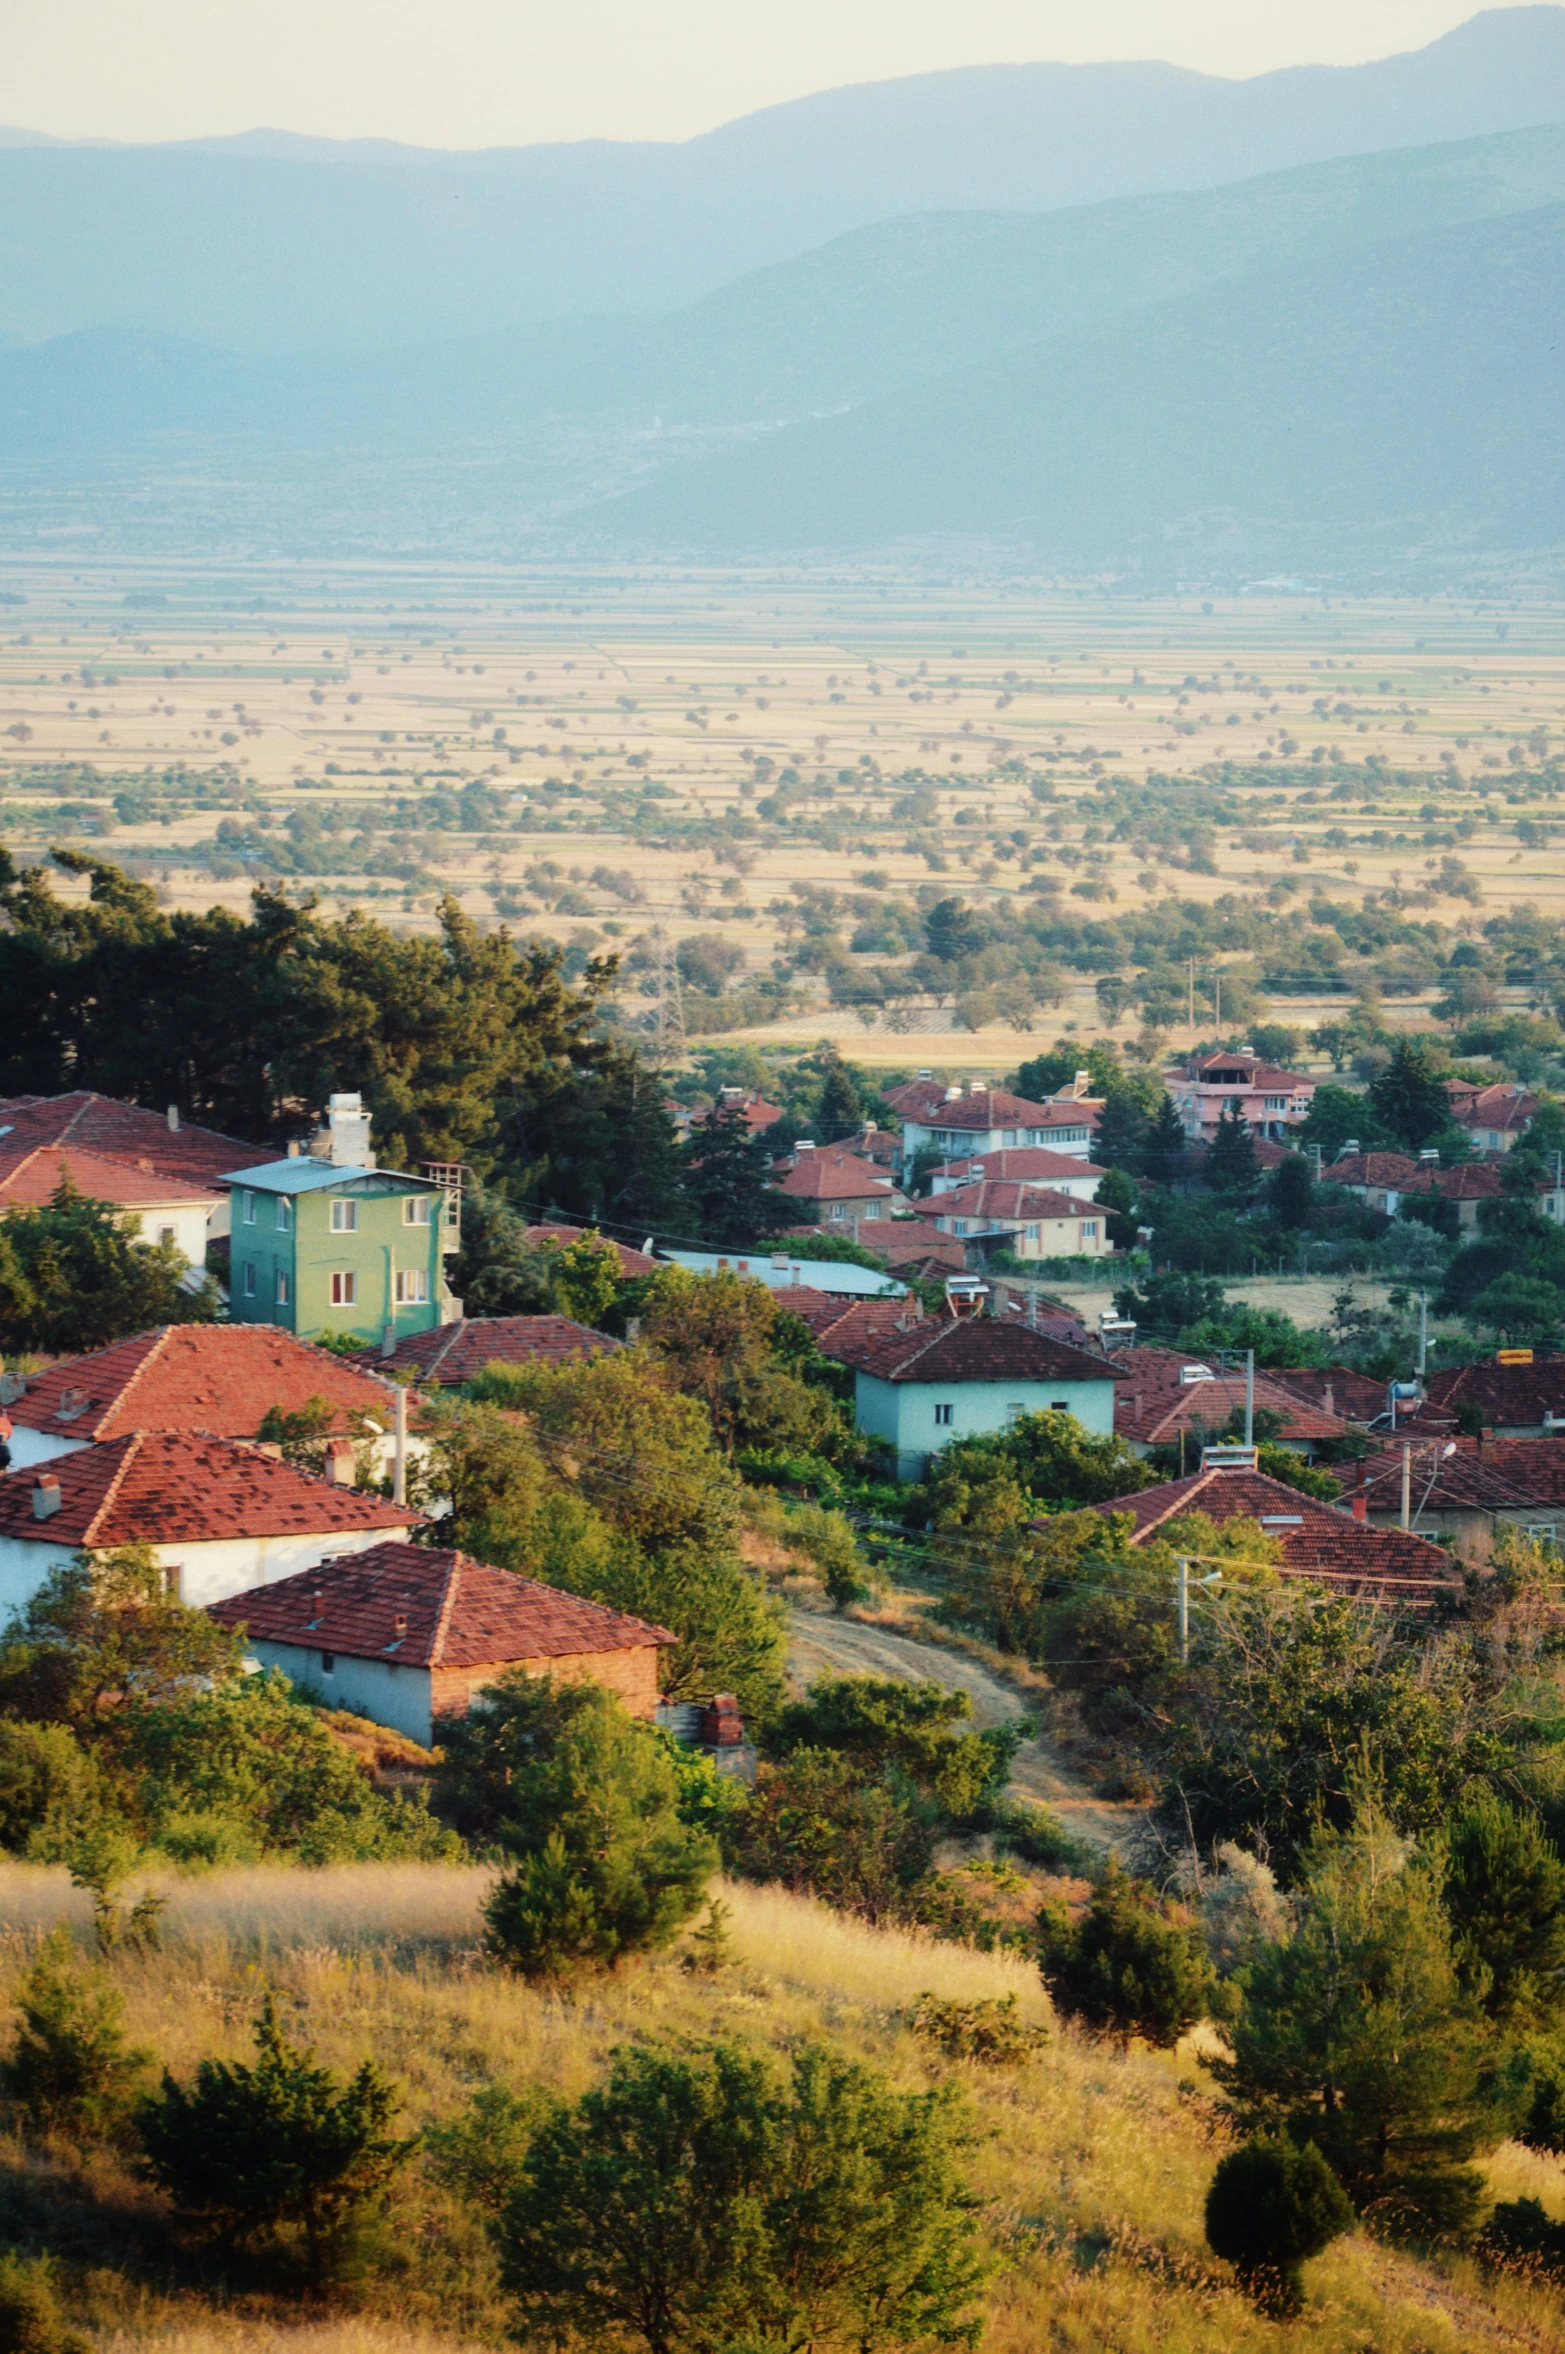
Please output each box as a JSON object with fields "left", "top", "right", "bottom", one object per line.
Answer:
{"left": 222, "top": 1155, "right": 457, "bottom": 1345}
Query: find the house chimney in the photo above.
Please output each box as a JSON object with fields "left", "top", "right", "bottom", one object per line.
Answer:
{"left": 1351, "top": 1491, "right": 1367, "bottom": 1522}
{"left": 309, "top": 1588, "right": 324, "bottom": 1624}
{"left": 325, "top": 1439, "right": 355, "bottom": 1487}
{"left": 394, "top": 1614, "right": 407, "bottom": 1639}
{"left": 31, "top": 1476, "right": 61, "bottom": 1521}
{"left": 1323, "top": 1382, "right": 1334, "bottom": 1418}
{"left": 167, "top": 1105, "right": 180, "bottom": 1132}
{"left": 325, "top": 1092, "right": 372, "bottom": 1168}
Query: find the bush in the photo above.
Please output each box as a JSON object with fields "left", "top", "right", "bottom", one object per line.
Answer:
{"left": 136, "top": 1994, "right": 413, "bottom": 2276}
{"left": 1040, "top": 1858, "right": 1215, "bottom": 2046}
{"left": 438, "top": 1673, "right": 716, "bottom": 1981}
{"left": 1205, "top": 2136, "right": 1354, "bottom": 2316}
{"left": 0, "top": 1928, "right": 149, "bottom": 2142}
{"left": 1482, "top": 2195, "right": 1565, "bottom": 2279}
{"left": 0, "top": 2252, "right": 90, "bottom": 2354}
{"left": 730, "top": 1748, "right": 935, "bottom": 1924}
{"left": 910, "top": 1993, "right": 1048, "bottom": 2065}
{"left": 770, "top": 1676, "right": 1020, "bottom": 1824}
{"left": 497, "top": 2040, "right": 986, "bottom": 2354}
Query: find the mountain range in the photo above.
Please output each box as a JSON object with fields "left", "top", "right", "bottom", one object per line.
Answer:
{"left": 0, "top": 8, "right": 1562, "bottom": 579}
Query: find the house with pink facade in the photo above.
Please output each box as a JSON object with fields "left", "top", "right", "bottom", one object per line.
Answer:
{"left": 1166, "top": 1051, "right": 1316, "bottom": 1144}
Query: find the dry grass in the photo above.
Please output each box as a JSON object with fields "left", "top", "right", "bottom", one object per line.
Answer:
{"left": 0, "top": 1860, "right": 1560, "bottom": 2350}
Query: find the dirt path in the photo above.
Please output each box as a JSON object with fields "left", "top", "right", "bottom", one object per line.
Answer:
{"left": 787, "top": 1607, "right": 1137, "bottom": 1853}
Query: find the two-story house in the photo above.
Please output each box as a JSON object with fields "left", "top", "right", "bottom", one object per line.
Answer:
{"left": 1444, "top": 1079, "right": 1538, "bottom": 1155}
{"left": 1166, "top": 1051, "right": 1316, "bottom": 1144}
{"left": 883, "top": 1079, "right": 1100, "bottom": 1171}
{"left": 929, "top": 1148, "right": 1100, "bottom": 1202}
{"left": 927, "top": 1180, "right": 1111, "bottom": 1261}
{"left": 224, "top": 1095, "right": 457, "bottom": 1346}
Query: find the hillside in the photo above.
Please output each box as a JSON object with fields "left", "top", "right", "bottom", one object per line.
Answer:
{"left": 596, "top": 196, "right": 1565, "bottom": 576}
{"left": 0, "top": 7, "right": 1562, "bottom": 350}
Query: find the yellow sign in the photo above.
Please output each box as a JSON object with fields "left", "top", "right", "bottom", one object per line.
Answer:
{"left": 1497, "top": 1349, "right": 1535, "bottom": 1365}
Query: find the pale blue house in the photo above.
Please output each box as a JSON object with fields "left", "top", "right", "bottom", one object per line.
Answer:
{"left": 824, "top": 1315, "right": 1123, "bottom": 1482}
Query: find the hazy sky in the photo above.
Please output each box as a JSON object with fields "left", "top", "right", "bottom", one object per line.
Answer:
{"left": 4, "top": 1, "right": 1517, "bottom": 148}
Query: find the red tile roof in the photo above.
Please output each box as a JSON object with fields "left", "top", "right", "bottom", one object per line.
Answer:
{"left": 1097, "top": 1465, "right": 1456, "bottom": 1598}
{"left": 1446, "top": 1081, "right": 1538, "bottom": 1133}
{"left": 0, "top": 1093, "right": 253, "bottom": 1189}
{"left": 773, "top": 1148, "right": 896, "bottom": 1202}
{"left": 0, "top": 1432, "right": 413, "bottom": 1548}
{"left": 3, "top": 1325, "right": 399, "bottom": 1442}
{"left": 1319, "top": 1152, "right": 1426, "bottom": 1189}
{"left": 1265, "top": 1366, "right": 1392, "bottom": 1425}
{"left": 825, "top": 1315, "right": 1122, "bottom": 1387}
{"left": 842, "top": 1217, "right": 965, "bottom": 1268}
{"left": 1109, "top": 1349, "right": 1350, "bottom": 1448}
{"left": 799, "top": 1295, "right": 932, "bottom": 1357}
{"left": 0, "top": 1145, "right": 221, "bottom": 1212}
{"left": 936, "top": 1148, "right": 1095, "bottom": 1186}
{"left": 1474, "top": 1437, "right": 1565, "bottom": 1504}
{"left": 1180, "top": 1054, "right": 1312, "bottom": 1091}
{"left": 883, "top": 1082, "right": 1058, "bottom": 1131}
{"left": 521, "top": 1223, "right": 658, "bottom": 1276}
{"left": 383, "top": 1315, "right": 620, "bottom": 1385}
{"left": 931, "top": 1179, "right": 1096, "bottom": 1224}
{"left": 1425, "top": 1360, "right": 1565, "bottom": 1428}
{"left": 1434, "top": 1163, "right": 1505, "bottom": 1201}
{"left": 1324, "top": 1447, "right": 1538, "bottom": 1517}
{"left": 208, "top": 1540, "right": 674, "bottom": 1668}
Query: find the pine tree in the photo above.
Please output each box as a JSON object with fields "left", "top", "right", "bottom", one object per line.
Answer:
{"left": 685, "top": 1102, "right": 784, "bottom": 1249}
{"left": 1205, "top": 2137, "right": 1353, "bottom": 2316}
{"left": 1040, "top": 1857, "right": 1215, "bottom": 2045}
{"left": 1369, "top": 1036, "right": 1452, "bottom": 1154}
{"left": 1090, "top": 1092, "right": 1150, "bottom": 1175}
{"left": 1142, "top": 1093, "right": 1189, "bottom": 1186}
{"left": 1208, "top": 1103, "right": 1259, "bottom": 1196}
{"left": 814, "top": 1059, "right": 862, "bottom": 1144}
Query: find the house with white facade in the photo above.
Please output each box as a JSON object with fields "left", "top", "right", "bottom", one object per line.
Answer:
{"left": 882, "top": 1080, "right": 1101, "bottom": 1170}
{"left": 927, "top": 1180, "right": 1111, "bottom": 1261}
{"left": 0, "top": 1432, "right": 415, "bottom": 1615}
{"left": 930, "top": 1148, "right": 1101, "bottom": 1202}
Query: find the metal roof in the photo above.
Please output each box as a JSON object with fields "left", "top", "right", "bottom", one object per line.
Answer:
{"left": 220, "top": 1160, "right": 441, "bottom": 1195}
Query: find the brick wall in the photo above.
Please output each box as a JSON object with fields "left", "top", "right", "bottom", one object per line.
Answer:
{"left": 430, "top": 1641, "right": 663, "bottom": 1724}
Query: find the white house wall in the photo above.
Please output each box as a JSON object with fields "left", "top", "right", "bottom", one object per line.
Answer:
{"left": 244, "top": 1638, "right": 435, "bottom": 1746}
{"left": 0, "top": 1521, "right": 411, "bottom": 1618}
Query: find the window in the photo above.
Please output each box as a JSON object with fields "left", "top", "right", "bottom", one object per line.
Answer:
{"left": 320, "top": 1651, "right": 335, "bottom": 1675}
{"left": 933, "top": 1403, "right": 954, "bottom": 1426}
{"left": 330, "top": 1270, "right": 357, "bottom": 1307}
{"left": 161, "top": 1564, "right": 182, "bottom": 1601}
{"left": 330, "top": 1199, "right": 358, "bottom": 1233}
{"left": 953, "top": 1219, "right": 967, "bottom": 1236}
{"left": 277, "top": 1196, "right": 291, "bottom": 1230}
{"left": 394, "top": 1268, "right": 429, "bottom": 1305}
{"left": 403, "top": 1195, "right": 431, "bottom": 1226}
{"left": 158, "top": 1225, "right": 176, "bottom": 1247}
{"left": 1080, "top": 1220, "right": 1098, "bottom": 1239}
{"left": 1006, "top": 1402, "right": 1024, "bottom": 1419}
{"left": 242, "top": 1189, "right": 256, "bottom": 1225}
{"left": 276, "top": 1270, "right": 289, "bottom": 1306}
{"left": 1025, "top": 1223, "right": 1039, "bottom": 1241}
{"left": 1050, "top": 1401, "right": 1069, "bottom": 1413}
{"left": 242, "top": 1261, "right": 256, "bottom": 1298}
{"left": 1527, "top": 1523, "right": 1558, "bottom": 1542}
{"left": 827, "top": 1202, "right": 844, "bottom": 1220}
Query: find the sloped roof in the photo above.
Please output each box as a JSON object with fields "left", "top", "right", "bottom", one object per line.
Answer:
{"left": 1181, "top": 1055, "right": 1311, "bottom": 1090}
{"left": 383, "top": 1315, "right": 620, "bottom": 1386}
{"left": 1098, "top": 1465, "right": 1456, "bottom": 1598}
{"left": 827, "top": 1315, "right": 1121, "bottom": 1386}
{"left": 884, "top": 1082, "right": 1058, "bottom": 1131}
{"left": 937, "top": 1148, "right": 1094, "bottom": 1185}
{"left": 208, "top": 1540, "right": 673, "bottom": 1668}
{"left": 3, "top": 1325, "right": 397, "bottom": 1441}
{"left": 1325, "top": 1448, "right": 1539, "bottom": 1517}
{"left": 774, "top": 1149, "right": 894, "bottom": 1201}
{"left": 843, "top": 1217, "right": 964, "bottom": 1268}
{"left": 1434, "top": 1163, "right": 1504, "bottom": 1201}
{"left": 0, "top": 1432, "right": 413, "bottom": 1548}
{"left": 1426, "top": 1360, "right": 1565, "bottom": 1425}
{"left": 0, "top": 1145, "right": 222, "bottom": 1213}
{"left": 1265, "top": 1366, "right": 1392, "bottom": 1425}
{"left": 932, "top": 1180, "right": 1094, "bottom": 1223}
{"left": 1320, "top": 1152, "right": 1426, "bottom": 1189}
{"left": 800, "top": 1295, "right": 930, "bottom": 1357}
{"left": 1476, "top": 1438, "right": 1565, "bottom": 1504}
{"left": 1447, "top": 1082, "right": 1538, "bottom": 1132}
{"left": 522, "top": 1223, "right": 659, "bottom": 1276}
{"left": 1110, "top": 1352, "right": 1349, "bottom": 1448}
{"left": 0, "top": 1092, "right": 253, "bottom": 1189}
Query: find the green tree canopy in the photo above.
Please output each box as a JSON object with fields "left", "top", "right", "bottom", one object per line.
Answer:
{"left": 0, "top": 1177, "right": 217, "bottom": 1355}
{"left": 1368, "top": 1037, "right": 1455, "bottom": 1155}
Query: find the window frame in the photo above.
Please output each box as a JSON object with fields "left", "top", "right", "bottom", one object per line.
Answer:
{"left": 330, "top": 1198, "right": 358, "bottom": 1233}
{"left": 932, "top": 1402, "right": 954, "bottom": 1427}
{"left": 403, "top": 1195, "right": 431, "bottom": 1227}
{"left": 330, "top": 1270, "right": 358, "bottom": 1308}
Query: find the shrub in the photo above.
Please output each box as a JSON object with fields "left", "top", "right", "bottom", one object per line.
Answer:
{"left": 1040, "top": 1858, "right": 1215, "bottom": 2046}
{"left": 1205, "top": 2136, "right": 1354, "bottom": 2316}
{"left": 439, "top": 1673, "right": 715, "bottom": 1981}
{"left": 730, "top": 1748, "right": 935, "bottom": 1924}
{"left": 1482, "top": 2195, "right": 1565, "bottom": 2279}
{"left": 0, "top": 2252, "right": 90, "bottom": 2354}
{"left": 136, "top": 1994, "right": 413, "bottom": 2276}
{"left": 770, "top": 1676, "right": 1020, "bottom": 1824}
{"left": 0, "top": 1928, "right": 149, "bottom": 2142}
{"left": 497, "top": 2040, "right": 986, "bottom": 2354}
{"left": 910, "top": 1993, "right": 1049, "bottom": 2065}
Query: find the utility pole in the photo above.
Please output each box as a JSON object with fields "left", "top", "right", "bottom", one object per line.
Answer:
{"left": 1188, "top": 956, "right": 1195, "bottom": 1030}
{"left": 1401, "top": 1443, "right": 1412, "bottom": 1532}
{"left": 1214, "top": 971, "right": 1222, "bottom": 1030}
{"left": 1173, "top": 1555, "right": 1224, "bottom": 1664}
{"left": 1244, "top": 1349, "right": 1254, "bottom": 1448}
{"left": 1416, "top": 1292, "right": 1428, "bottom": 1380}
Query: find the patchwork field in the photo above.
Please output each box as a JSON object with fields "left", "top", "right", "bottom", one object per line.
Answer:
{"left": 2, "top": 558, "right": 1563, "bottom": 1070}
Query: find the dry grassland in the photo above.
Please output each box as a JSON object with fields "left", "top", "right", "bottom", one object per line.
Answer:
{"left": 1, "top": 561, "right": 1563, "bottom": 1072}
{"left": 0, "top": 1860, "right": 1560, "bottom": 2352}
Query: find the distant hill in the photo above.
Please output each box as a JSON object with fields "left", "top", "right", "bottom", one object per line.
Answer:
{"left": 0, "top": 8, "right": 1563, "bottom": 350}
{"left": 4, "top": 117, "right": 1565, "bottom": 468}
{"left": 596, "top": 199, "right": 1565, "bottom": 575}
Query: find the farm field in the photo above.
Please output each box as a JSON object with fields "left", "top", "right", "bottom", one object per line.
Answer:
{"left": 2, "top": 558, "right": 1563, "bottom": 1069}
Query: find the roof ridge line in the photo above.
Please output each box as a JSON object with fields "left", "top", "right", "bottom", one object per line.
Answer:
{"left": 58, "top": 1095, "right": 93, "bottom": 1146}
{"left": 81, "top": 1430, "right": 143, "bottom": 1548}
{"left": 102, "top": 1325, "right": 173, "bottom": 1440}
{"left": 428, "top": 1548, "right": 464, "bottom": 1667}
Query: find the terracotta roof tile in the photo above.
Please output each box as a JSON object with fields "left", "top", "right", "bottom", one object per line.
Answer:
{"left": 521, "top": 1224, "right": 658, "bottom": 1276}
{"left": 826, "top": 1315, "right": 1121, "bottom": 1386}
{"left": 1109, "top": 1349, "right": 1350, "bottom": 1446}
{"left": 1094, "top": 1465, "right": 1456, "bottom": 1598}
{"left": 1476, "top": 1438, "right": 1565, "bottom": 1504}
{"left": 208, "top": 1540, "right": 673, "bottom": 1668}
{"left": 0, "top": 1145, "right": 221, "bottom": 1211}
{"left": 4, "top": 1325, "right": 398, "bottom": 1441}
{"left": 0, "top": 1432, "right": 414, "bottom": 1548}
{"left": 383, "top": 1314, "right": 620, "bottom": 1385}
{"left": 936, "top": 1148, "right": 1094, "bottom": 1185}
{"left": 882, "top": 1082, "right": 1060, "bottom": 1131}
{"left": 1425, "top": 1361, "right": 1565, "bottom": 1427}
{"left": 932, "top": 1180, "right": 1097, "bottom": 1223}
{"left": 1319, "top": 1152, "right": 1426, "bottom": 1189}
{"left": 1266, "top": 1366, "right": 1392, "bottom": 1424}
{"left": 774, "top": 1149, "right": 896, "bottom": 1202}
{"left": 0, "top": 1093, "right": 253, "bottom": 1188}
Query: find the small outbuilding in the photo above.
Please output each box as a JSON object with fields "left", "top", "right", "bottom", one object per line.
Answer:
{"left": 208, "top": 1541, "right": 675, "bottom": 1748}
